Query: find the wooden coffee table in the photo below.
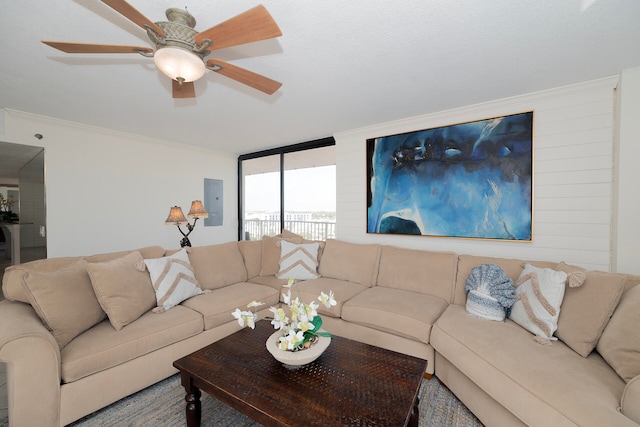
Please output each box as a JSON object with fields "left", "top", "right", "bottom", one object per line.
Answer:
{"left": 173, "top": 321, "right": 428, "bottom": 427}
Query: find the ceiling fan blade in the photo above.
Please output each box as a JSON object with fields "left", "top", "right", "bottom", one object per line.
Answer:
{"left": 207, "top": 59, "right": 281, "bottom": 95}
{"left": 172, "top": 80, "right": 196, "bottom": 98}
{"left": 195, "top": 5, "right": 282, "bottom": 51}
{"left": 100, "top": 0, "right": 165, "bottom": 37}
{"left": 42, "top": 41, "right": 153, "bottom": 54}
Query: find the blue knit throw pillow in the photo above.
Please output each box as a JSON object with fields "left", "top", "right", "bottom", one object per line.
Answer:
{"left": 465, "top": 263, "right": 516, "bottom": 321}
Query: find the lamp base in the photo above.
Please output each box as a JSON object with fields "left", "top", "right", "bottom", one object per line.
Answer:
{"left": 180, "top": 237, "right": 192, "bottom": 247}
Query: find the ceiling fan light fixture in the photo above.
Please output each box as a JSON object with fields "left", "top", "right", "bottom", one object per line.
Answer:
{"left": 154, "top": 46, "right": 206, "bottom": 83}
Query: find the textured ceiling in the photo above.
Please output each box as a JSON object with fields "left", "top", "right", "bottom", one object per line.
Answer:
{"left": 1, "top": 0, "right": 640, "bottom": 156}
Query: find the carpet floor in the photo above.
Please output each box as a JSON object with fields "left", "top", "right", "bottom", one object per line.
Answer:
{"left": 53, "top": 374, "right": 483, "bottom": 427}
{"left": 0, "top": 373, "right": 484, "bottom": 427}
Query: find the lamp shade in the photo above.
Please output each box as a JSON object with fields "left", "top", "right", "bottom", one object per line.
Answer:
{"left": 165, "top": 206, "right": 188, "bottom": 225}
{"left": 154, "top": 47, "right": 206, "bottom": 82}
{"left": 187, "top": 200, "right": 209, "bottom": 219}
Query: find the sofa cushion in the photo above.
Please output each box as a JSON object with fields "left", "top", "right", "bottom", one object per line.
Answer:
{"left": 188, "top": 242, "right": 248, "bottom": 290}
{"left": 293, "top": 277, "right": 368, "bottom": 318}
{"left": 279, "top": 229, "right": 301, "bottom": 239}
{"left": 181, "top": 282, "right": 279, "bottom": 330}
{"left": 85, "top": 251, "right": 156, "bottom": 331}
{"left": 248, "top": 275, "right": 289, "bottom": 292}
{"left": 597, "top": 284, "right": 640, "bottom": 383}
{"left": 622, "top": 376, "right": 640, "bottom": 423}
{"left": 377, "top": 245, "right": 457, "bottom": 302}
{"left": 509, "top": 263, "right": 567, "bottom": 340}
{"left": 1, "top": 247, "right": 165, "bottom": 304}
{"left": 60, "top": 305, "right": 203, "bottom": 383}
{"left": 342, "top": 286, "right": 448, "bottom": 344}
{"left": 83, "top": 246, "right": 165, "bottom": 263}
{"left": 22, "top": 259, "right": 107, "bottom": 349}
{"left": 276, "top": 241, "right": 320, "bottom": 280}
{"left": 621, "top": 274, "right": 640, "bottom": 293}
{"left": 431, "top": 305, "right": 629, "bottom": 427}
{"left": 555, "top": 266, "right": 625, "bottom": 357}
{"left": 143, "top": 248, "right": 203, "bottom": 312}
{"left": 318, "top": 239, "right": 381, "bottom": 287}
{"left": 2, "top": 256, "right": 80, "bottom": 303}
{"left": 260, "top": 235, "right": 303, "bottom": 276}
{"left": 238, "top": 240, "right": 263, "bottom": 279}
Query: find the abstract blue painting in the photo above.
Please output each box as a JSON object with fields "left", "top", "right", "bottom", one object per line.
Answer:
{"left": 367, "top": 112, "right": 533, "bottom": 241}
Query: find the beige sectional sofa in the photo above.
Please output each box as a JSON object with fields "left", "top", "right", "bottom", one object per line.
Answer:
{"left": 1, "top": 236, "right": 639, "bottom": 427}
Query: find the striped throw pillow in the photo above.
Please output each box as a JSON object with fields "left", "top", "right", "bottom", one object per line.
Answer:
{"left": 509, "top": 263, "right": 567, "bottom": 340}
{"left": 277, "top": 241, "right": 320, "bottom": 280}
{"left": 144, "top": 249, "right": 203, "bottom": 313}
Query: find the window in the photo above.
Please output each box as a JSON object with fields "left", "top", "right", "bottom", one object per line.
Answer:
{"left": 239, "top": 138, "right": 336, "bottom": 241}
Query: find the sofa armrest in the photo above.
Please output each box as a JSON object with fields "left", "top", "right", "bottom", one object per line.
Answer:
{"left": 622, "top": 375, "right": 640, "bottom": 424}
{"left": 0, "top": 300, "right": 62, "bottom": 427}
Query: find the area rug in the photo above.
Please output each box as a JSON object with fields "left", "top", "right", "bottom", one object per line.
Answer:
{"left": 58, "top": 374, "right": 483, "bottom": 427}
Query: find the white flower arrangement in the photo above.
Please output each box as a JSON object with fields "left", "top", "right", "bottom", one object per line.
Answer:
{"left": 232, "top": 278, "right": 337, "bottom": 351}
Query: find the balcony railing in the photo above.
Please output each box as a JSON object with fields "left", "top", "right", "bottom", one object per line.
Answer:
{"left": 244, "top": 219, "right": 336, "bottom": 241}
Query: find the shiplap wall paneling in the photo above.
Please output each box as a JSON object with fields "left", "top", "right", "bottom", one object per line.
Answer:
{"left": 334, "top": 77, "right": 618, "bottom": 271}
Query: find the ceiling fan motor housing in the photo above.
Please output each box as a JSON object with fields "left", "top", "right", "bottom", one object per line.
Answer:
{"left": 150, "top": 8, "right": 210, "bottom": 60}
{"left": 150, "top": 8, "right": 211, "bottom": 83}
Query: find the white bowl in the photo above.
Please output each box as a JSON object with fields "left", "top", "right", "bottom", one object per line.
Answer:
{"left": 265, "top": 330, "right": 331, "bottom": 367}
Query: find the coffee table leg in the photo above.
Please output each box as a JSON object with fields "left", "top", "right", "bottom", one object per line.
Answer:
{"left": 408, "top": 396, "right": 419, "bottom": 427}
{"left": 181, "top": 373, "right": 202, "bottom": 427}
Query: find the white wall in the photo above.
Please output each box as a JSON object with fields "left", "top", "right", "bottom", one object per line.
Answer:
{"left": 0, "top": 110, "right": 238, "bottom": 257}
{"left": 2, "top": 69, "right": 639, "bottom": 271}
{"left": 335, "top": 76, "right": 625, "bottom": 272}
{"left": 613, "top": 67, "right": 640, "bottom": 274}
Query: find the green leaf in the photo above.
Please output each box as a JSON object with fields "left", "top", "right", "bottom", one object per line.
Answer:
{"left": 311, "top": 316, "right": 323, "bottom": 331}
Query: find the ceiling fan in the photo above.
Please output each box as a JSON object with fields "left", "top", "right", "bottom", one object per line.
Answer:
{"left": 42, "top": 0, "right": 282, "bottom": 98}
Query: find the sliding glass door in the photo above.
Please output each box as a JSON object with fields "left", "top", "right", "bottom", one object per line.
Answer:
{"left": 241, "top": 154, "right": 281, "bottom": 240}
{"left": 239, "top": 138, "right": 335, "bottom": 241}
{"left": 283, "top": 146, "right": 335, "bottom": 240}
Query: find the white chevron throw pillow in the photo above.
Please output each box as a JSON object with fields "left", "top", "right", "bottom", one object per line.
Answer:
{"left": 510, "top": 263, "right": 567, "bottom": 341}
{"left": 144, "top": 249, "right": 203, "bottom": 312}
{"left": 277, "top": 241, "right": 320, "bottom": 280}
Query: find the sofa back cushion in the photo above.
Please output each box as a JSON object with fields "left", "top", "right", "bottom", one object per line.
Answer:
{"left": 84, "top": 246, "right": 165, "bottom": 263}
{"left": 1, "top": 245, "right": 165, "bottom": 304}
{"left": 318, "top": 239, "right": 381, "bottom": 287}
{"left": 554, "top": 266, "right": 625, "bottom": 357}
{"left": 454, "top": 255, "right": 556, "bottom": 306}
{"left": 597, "top": 283, "right": 640, "bottom": 383}
{"left": 377, "top": 245, "right": 457, "bottom": 302}
{"left": 2, "top": 256, "right": 80, "bottom": 303}
{"left": 188, "top": 242, "right": 248, "bottom": 290}
{"left": 238, "top": 240, "right": 263, "bottom": 279}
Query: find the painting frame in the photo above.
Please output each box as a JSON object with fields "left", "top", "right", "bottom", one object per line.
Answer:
{"left": 367, "top": 111, "right": 533, "bottom": 241}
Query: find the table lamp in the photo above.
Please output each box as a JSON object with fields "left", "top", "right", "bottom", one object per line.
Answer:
{"left": 165, "top": 200, "right": 209, "bottom": 247}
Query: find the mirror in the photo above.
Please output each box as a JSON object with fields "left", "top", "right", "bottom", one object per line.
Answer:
{"left": 0, "top": 141, "right": 46, "bottom": 265}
